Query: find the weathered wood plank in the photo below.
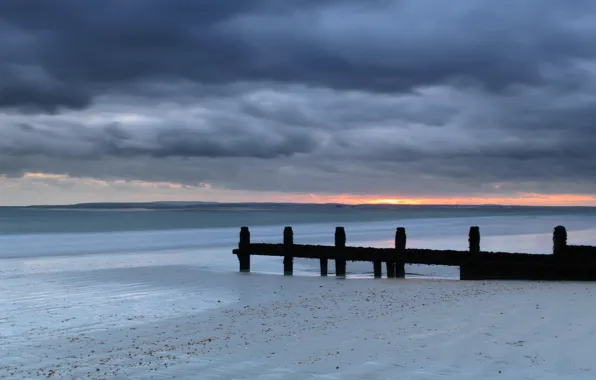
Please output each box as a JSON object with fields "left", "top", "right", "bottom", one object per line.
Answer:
{"left": 233, "top": 244, "right": 472, "bottom": 266}
{"left": 232, "top": 225, "right": 596, "bottom": 281}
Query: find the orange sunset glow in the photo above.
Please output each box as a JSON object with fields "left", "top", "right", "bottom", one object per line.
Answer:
{"left": 4, "top": 173, "right": 596, "bottom": 207}
{"left": 298, "top": 193, "right": 596, "bottom": 207}
{"left": 362, "top": 194, "right": 596, "bottom": 206}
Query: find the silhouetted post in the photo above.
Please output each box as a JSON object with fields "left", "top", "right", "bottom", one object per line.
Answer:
{"left": 238, "top": 226, "right": 251, "bottom": 272}
{"left": 335, "top": 227, "right": 347, "bottom": 277}
{"left": 395, "top": 227, "right": 406, "bottom": 278}
{"left": 320, "top": 257, "right": 328, "bottom": 276}
{"left": 553, "top": 225, "right": 567, "bottom": 257}
{"left": 386, "top": 229, "right": 396, "bottom": 278}
{"left": 461, "top": 226, "right": 481, "bottom": 280}
{"left": 386, "top": 256, "right": 395, "bottom": 278}
{"left": 469, "top": 226, "right": 480, "bottom": 254}
{"left": 373, "top": 260, "right": 382, "bottom": 278}
{"left": 283, "top": 226, "right": 294, "bottom": 275}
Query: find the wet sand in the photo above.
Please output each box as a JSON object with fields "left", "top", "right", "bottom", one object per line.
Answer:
{"left": 1, "top": 251, "right": 595, "bottom": 379}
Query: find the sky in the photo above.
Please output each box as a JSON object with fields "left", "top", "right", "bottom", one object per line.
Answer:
{"left": 2, "top": 0, "right": 596, "bottom": 206}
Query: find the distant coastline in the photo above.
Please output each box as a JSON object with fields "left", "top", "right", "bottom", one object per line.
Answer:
{"left": 2, "top": 201, "right": 595, "bottom": 211}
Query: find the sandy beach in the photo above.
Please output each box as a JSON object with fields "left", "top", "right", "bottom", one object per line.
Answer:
{"left": 1, "top": 249, "right": 595, "bottom": 379}
{"left": 5, "top": 0, "right": 596, "bottom": 376}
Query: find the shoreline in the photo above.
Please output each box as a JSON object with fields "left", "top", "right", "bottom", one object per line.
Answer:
{"left": 2, "top": 258, "right": 596, "bottom": 378}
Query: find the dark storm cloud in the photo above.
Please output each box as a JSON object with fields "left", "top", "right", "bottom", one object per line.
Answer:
{"left": 4, "top": 0, "right": 596, "bottom": 199}
{"left": 0, "top": 118, "right": 319, "bottom": 160}
{"left": 2, "top": 0, "right": 596, "bottom": 111}
{"left": 3, "top": 81, "right": 596, "bottom": 196}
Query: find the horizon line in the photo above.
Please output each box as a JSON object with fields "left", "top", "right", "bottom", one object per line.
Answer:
{"left": 3, "top": 201, "right": 596, "bottom": 208}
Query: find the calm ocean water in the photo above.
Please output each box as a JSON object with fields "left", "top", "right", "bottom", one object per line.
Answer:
{"left": 2, "top": 204, "right": 596, "bottom": 277}
{"left": 3, "top": 204, "right": 596, "bottom": 235}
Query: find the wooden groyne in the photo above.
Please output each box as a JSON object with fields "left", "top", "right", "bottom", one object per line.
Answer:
{"left": 232, "top": 225, "right": 596, "bottom": 281}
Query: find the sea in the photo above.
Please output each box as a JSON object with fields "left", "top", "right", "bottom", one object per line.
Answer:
{"left": 3, "top": 203, "right": 596, "bottom": 279}
{"left": 3, "top": 203, "right": 596, "bottom": 378}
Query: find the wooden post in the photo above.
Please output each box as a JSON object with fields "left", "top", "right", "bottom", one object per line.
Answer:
{"left": 335, "top": 227, "right": 347, "bottom": 277}
{"left": 395, "top": 227, "right": 406, "bottom": 278}
{"left": 386, "top": 259, "right": 395, "bottom": 278}
{"left": 553, "top": 225, "right": 567, "bottom": 257}
{"left": 461, "top": 226, "right": 480, "bottom": 280}
{"left": 386, "top": 228, "right": 396, "bottom": 278}
{"left": 238, "top": 226, "right": 251, "bottom": 272}
{"left": 320, "top": 257, "right": 328, "bottom": 276}
{"left": 373, "top": 260, "right": 382, "bottom": 278}
{"left": 469, "top": 226, "right": 480, "bottom": 254}
{"left": 283, "top": 226, "right": 294, "bottom": 275}
{"left": 387, "top": 233, "right": 398, "bottom": 278}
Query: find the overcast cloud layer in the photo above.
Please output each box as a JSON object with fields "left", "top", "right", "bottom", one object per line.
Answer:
{"left": 2, "top": 0, "right": 596, "bottom": 203}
